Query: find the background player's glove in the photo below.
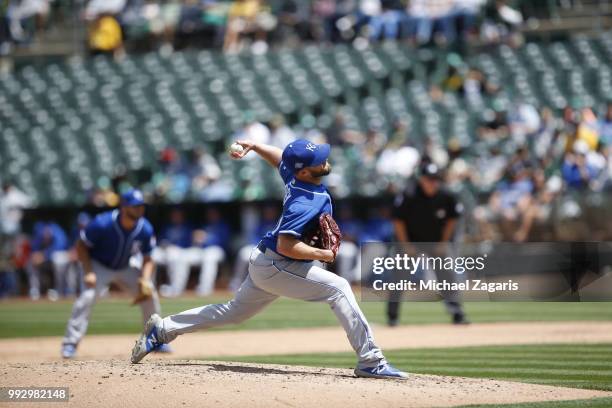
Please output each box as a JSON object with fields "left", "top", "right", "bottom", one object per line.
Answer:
{"left": 131, "top": 278, "right": 154, "bottom": 305}
{"left": 303, "top": 213, "right": 342, "bottom": 263}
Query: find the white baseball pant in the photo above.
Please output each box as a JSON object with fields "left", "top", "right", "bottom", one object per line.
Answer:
{"left": 158, "top": 246, "right": 386, "bottom": 369}
{"left": 62, "top": 260, "right": 161, "bottom": 345}
{"left": 26, "top": 250, "right": 70, "bottom": 299}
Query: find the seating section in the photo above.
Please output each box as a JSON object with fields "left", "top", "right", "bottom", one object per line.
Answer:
{"left": 1, "top": 33, "right": 610, "bottom": 205}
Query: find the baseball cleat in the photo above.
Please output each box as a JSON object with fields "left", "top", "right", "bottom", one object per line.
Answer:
{"left": 452, "top": 313, "right": 470, "bottom": 325}
{"left": 61, "top": 343, "right": 77, "bottom": 359}
{"left": 354, "top": 363, "right": 409, "bottom": 380}
{"left": 131, "top": 314, "right": 164, "bottom": 364}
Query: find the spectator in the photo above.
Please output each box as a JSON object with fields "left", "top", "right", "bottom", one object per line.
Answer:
{"left": 272, "top": 0, "right": 312, "bottom": 46}
{"left": 472, "top": 146, "right": 508, "bottom": 191}
{"left": 89, "top": 177, "right": 121, "bottom": 207}
{"left": 175, "top": 0, "right": 207, "bottom": 48}
{"left": 475, "top": 165, "right": 535, "bottom": 241}
{"left": 599, "top": 102, "right": 612, "bottom": 148}
{"left": 562, "top": 141, "right": 599, "bottom": 190}
{"left": 367, "top": 0, "right": 405, "bottom": 41}
{"left": 192, "top": 207, "right": 231, "bottom": 296}
{"left": 223, "top": 0, "right": 276, "bottom": 54}
{"left": 461, "top": 68, "right": 486, "bottom": 107}
{"left": 314, "top": 0, "right": 357, "bottom": 44}
{"left": 0, "top": 1, "right": 11, "bottom": 55}
{"left": 26, "top": 221, "right": 69, "bottom": 300}
{"left": 232, "top": 111, "right": 271, "bottom": 155}
{"left": 5, "top": 0, "right": 51, "bottom": 44}
{"left": 481, "top": 0, "right": 523, "bottom": 44}
{"left": 445, "top": 139, "right": 472, "bottom": 189}
{"left": 533, "top": 107, "right": 563, "bottom": 161}
{"left": 575, "top": 108, "right": 600, "bottom": 151}
{"left": 453, "top": 0, "right": 486, "bottom": 40}
{"left": 478, "top": 103, "right": 509, "bottom": 141}
{"left": 0, "top": 181, "right": 32, "bottom": 237}
{"left": 88, "top": 13, "right": 124, "bottom": 57}
{"left": 376, "top": 133, "right": 421, "bottom": 179}
{"left": 508, "top": 101, "right": 541, "bottom": 144}
{"left": 84, "top": 0, "right": 126, "bottom": 21}
{"left": 188, "top": 146, "right": 222, "bottom": 199}
{"left": 407, "top": 0, "right": 456, "bottom": 45}
{"left": 360, "top": 124, "right": 387, "bottom": 166}
{"left": 519, "top": 170, "right": 562, "bottom": 241}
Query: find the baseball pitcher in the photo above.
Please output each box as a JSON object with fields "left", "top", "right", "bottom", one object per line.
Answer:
{"left": 131, "top": 140, "right": 408, "bottom": 379}
{"left": 61, "top": 190, "right": 168, "bottom": 358}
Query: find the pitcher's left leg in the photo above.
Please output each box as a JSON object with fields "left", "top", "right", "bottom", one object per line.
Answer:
{"left": 250, "top": 259, "right": 384, "bottom": 369}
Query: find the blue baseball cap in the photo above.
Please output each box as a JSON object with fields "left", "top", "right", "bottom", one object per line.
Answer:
{"left": 120, "top": 189, "right": 145, "bottom": 207}
{"left": 282, "top": 139, "right": 331, "bottom": 173}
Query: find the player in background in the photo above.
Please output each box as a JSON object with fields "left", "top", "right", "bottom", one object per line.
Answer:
{"left": 153, "top": 208, "right": 196, "bottom": 298}
{"left": 61, "top": 190, "right": 169, "bottom": 358}
{"left": 389, "top": 162, "right": 469, "bottom": 326}
{"left": 26, "top": 221, "right": 69, "bottom": 300}
{"left": 131, "top": 140, "right": 408, "bottom": 380}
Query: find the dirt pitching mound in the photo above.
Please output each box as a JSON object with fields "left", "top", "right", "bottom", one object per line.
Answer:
{"left": 2, "top": 360, "right": 609, "bottom": 408}
{"left": 2, "top": 321, "right": 612, "bottom": 363}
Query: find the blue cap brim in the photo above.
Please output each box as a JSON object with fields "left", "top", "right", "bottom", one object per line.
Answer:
{"left": 311, "top": 143, "right": 331, "bottom": 167}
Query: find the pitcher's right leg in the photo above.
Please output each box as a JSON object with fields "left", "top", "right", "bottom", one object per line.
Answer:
{"left": 163, "top": 274, "right": 277, "bottom": 342}
{"left": 61, "top": 261, "right": 112, "bottom": 358}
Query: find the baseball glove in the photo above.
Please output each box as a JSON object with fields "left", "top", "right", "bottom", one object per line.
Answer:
{"left": 131, "top": 278, "right": 154, "bottom": 305}
{"left": 302, "top": 213, "right": 342, "bottom": 263}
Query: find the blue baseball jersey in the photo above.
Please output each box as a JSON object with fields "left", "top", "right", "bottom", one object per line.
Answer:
{"left": 31, "top": 222, "right": 69, "bottom": 260}
{"left": 260, "top": 161, "right": 333, "bottom": 257}
{"left": 159, "top": 223, "right": 193, "bottom": 248}
{"left": 79, "top": 209, "right": 156, "bottom": 270}
{"left": 199, "top": 220, "right": 231, "bottom": 250}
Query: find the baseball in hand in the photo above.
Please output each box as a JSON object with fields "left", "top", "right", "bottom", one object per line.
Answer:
{"left": 230, "top": 143, "right": 244, "bottom": 156}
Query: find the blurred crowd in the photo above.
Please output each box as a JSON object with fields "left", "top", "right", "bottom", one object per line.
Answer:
{"left": 0, "top": 0, "right": 528, "bottom": 56}
{"left": 82, "top": 95, "right": 612, "bottom": 203}
{"left": 1, "top": 97, "right": 611, "bottom": 300}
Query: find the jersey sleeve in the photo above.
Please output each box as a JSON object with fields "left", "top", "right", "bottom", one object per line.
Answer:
{"left": 140, "top": 223, "right": 156, "bottom": 256}
{"left": 277, "top": 203, "right": 320, "bottom": 238}
{"left": 446, "top": 194, "right": 464, "bottom": 219}
{"left": 80, "top": 218, "right": 101, "bottom": 247}
{"left": 278, "top": 160, "right": 294, "bottom": 185}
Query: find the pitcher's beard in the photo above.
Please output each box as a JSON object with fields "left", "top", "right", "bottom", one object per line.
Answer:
{"left": 311, "top": 165, "right": 332, "bottom": 178}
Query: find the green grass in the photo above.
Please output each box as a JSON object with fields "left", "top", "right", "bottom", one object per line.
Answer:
{"left": 455, "top": 397, "right": 612, "bottom": 407}
{"left": 217, "top": 344, "right": 612, "bottom": 392}
{"left": 0, "top": 297, "right": 610, "bottom": 338}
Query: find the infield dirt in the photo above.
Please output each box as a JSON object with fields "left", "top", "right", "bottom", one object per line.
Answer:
{"left": 2, "top": 360, "right": 611, "bottom": 408}
{"left": 2, "top": 321, "right": 612, "bottom": 407}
